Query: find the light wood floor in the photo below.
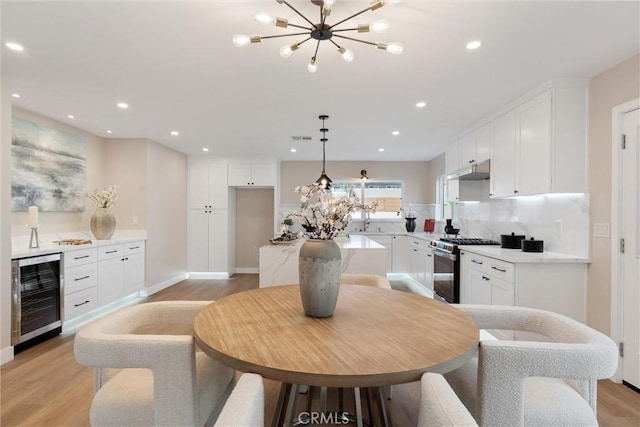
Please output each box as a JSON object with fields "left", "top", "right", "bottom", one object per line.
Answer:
{"left": 1, "top": 274, "right": 638, "bottom": 426}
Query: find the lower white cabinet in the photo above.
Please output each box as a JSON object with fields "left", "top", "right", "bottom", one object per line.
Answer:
{"left": 63, "top": 240, "right": 145, "bottom": 323}
{"left": 365, "top": 235, "right": 392, "bottom": 273}
{"left": 188, "top": 209, "right": 230, "bottom": 274}
{"left": 391, "top": 235, "right": 407, "bottom": 273}
{"left": 407, "top": 237, "right": 433, "bottom": 290}
{"left": 460, "top": 249, "right": 587, "bottom": 340}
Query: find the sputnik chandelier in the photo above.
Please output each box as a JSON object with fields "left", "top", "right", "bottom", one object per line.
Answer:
{"left": 233, "top": 0, "right": 403, "bottom": 73}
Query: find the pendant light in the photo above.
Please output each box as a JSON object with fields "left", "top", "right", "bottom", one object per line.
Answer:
{"left": 315, "top": 115, "right": 332, "bottom": 190}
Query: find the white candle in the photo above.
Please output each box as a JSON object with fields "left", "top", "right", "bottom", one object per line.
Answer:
{"left": 28, "top": 206, "right": 39, "bottom": 227}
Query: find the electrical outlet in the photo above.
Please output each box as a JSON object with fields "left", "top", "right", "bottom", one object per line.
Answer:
{"left": 593, "top": 222, "right": 611, "bottom": 238}
{"left": 132, "top": 215, "right": 139, "bottom": 225}
{"left": 554, "top": 220, "right": 563, "bottom": 235}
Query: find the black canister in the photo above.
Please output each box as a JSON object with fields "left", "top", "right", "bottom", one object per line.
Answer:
{"left": 500, "top": 232, "right": 526, "bottom": 249}
{"left": 522, "top": 237, "right": 544, "bottom": 252}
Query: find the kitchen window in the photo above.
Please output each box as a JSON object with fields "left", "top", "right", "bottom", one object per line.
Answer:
{"left": 436, "top": 176, "right": 456, "bottom": 220}
{"left": 332, "top": 180, "right": 403, "bottom": 220}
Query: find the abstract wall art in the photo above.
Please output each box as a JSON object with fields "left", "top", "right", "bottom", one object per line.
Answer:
{"left": 11, "top": 117, "right": 87, "bottom": 212}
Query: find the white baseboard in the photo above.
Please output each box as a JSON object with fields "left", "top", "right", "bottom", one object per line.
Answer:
{"left": 142, "top": 273, "right": 189, "bottom": 296}
{"left": 235, "top": 268, "right": 258, "bottom": 274}
{"left": 189, "top": 272, "right": 230, "bottom": 279}
{"left": 0, "top": 346, "right": 14, "bottom": 365}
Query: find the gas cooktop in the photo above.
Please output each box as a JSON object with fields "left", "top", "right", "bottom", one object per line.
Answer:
{"left": 439, "top": 237, "right": 500, "bottom": 245}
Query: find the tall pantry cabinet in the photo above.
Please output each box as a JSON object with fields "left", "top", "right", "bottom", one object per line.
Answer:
{"left": 187, "top": 158, "right": 235, "bottom": 278}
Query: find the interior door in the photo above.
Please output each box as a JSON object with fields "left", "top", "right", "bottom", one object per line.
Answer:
{"left": 622, "top": 108, "right": 640, "bottom": 390}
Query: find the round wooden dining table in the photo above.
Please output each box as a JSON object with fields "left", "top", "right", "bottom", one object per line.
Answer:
{"left": 194, "top": 284, "right": 479, "bottom": 426}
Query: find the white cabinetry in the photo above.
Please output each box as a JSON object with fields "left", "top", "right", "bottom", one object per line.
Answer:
{"left": 407, "top": 237, "right": 433, "bottom": 290}
{"left": 189, "top": 160, "right": 228, "bottom": 209}
{"left": 63, "top": 248, "right": 99, "bottom": 321}
{"left": 391, "top": 235, "right": 407, "bottom": 273}
{"left": 64, "top": 241, "right": 145, "bottom": 323}
{"left": 188, "top": 157, "right": 234, "bottom": 277}
{"left": 490, "top": 85, "right": 587, "bottom": 197}
{"left": 459, "top": 123, "right": 492, "bottom": 166}
{"left": 97, "top": 242, "right": 145, "bottom": 306}
{"left": 460, "top": 249, "right": 587, "bottom": 338}
{"left": 445, "top": 141, "right": 460, "bottom": 175}
{"left": 228, "top": 162, "right": 276, "bottom": 187}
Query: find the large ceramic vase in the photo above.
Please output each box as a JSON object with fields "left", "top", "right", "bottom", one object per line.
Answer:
{"left": 298, "top": 238, "right": 342, "bottom": 318}
{"left": 90, "top": 207, "right": 116, "bottom": 240}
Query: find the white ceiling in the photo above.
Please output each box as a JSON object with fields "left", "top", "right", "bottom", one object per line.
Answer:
{"left": 2, "top": 1, "right": 639, "bottom": 161}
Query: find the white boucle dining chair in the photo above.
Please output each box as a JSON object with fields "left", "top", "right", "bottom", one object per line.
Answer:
{"left": 444, "top": 304, "right": 618, "bottom": 427}
{"left": 214, "top": 373, "right": 265, "bottom": 427}
{"left": 418, "top": 372, "right": 478, "bottom": 427}
{"left": 340, "top": 273, "right": 392, "bottom": 289}
{"left": 74, "top": 300, "right": 236, "bottom": 427}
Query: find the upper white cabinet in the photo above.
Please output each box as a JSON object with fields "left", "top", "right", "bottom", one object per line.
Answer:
{"left": 228, "top": 162, "right": 276, "bottom": 187}
{"left": 459, "top": 123, "right": 492, "bottom": 166}
{"left": 445, "top": 141, "right": 460, "bottom": 176}
{"left": 490, "top": 85, "right": 587, "bottom": 197}
{"left": 490, "top": 110, "right": 517, "bottom": 198}
{"left": 189, "top": 160, "right": 228, "bottom": 209}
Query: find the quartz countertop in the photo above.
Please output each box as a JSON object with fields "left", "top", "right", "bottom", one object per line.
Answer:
{"left": 11, "top": 230, "right": 147, "bottom": 259}
{"left": 459, "top": 245, "right": 590, "bottom": 264}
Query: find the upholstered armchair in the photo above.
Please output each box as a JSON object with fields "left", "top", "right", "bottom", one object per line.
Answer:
{"left": 418, "top": 372, "right": 478, "bottom": 427}
{"left": 340, "top": 273, "right": 392, "bottom": 289}
{"left": 214, "top": 373, "right": 264, "bottom": 427}
{"left": 74, "top": 301, "right": 236, "bottom": 427}
{"left": 445, "top": 304, "right": 618, "bottom": 426}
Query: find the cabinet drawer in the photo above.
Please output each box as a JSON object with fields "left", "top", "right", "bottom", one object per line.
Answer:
{"left": 98, "top": 244, "right": 122, "bottom": 260}
{"left": 484, "top": 258, "right": 515, "bottom": 282}
{"left": 123, "top": 241, "right": 144, "bottom": 255}
{"left": 65, "top": 263, "right": 98, "bottom": 294}
{"left": 64, "top": 286, "right": 98, "bottom": 320}
{"left": 466, "top": 254, "right": 487, "bottom": 271}
{"left": 64, "top": 248, "right": 98, "bottom": 268}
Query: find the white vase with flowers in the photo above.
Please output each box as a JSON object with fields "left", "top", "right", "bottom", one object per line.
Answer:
{"left": 86, "top": 185, "right": 118, "bottom": 240}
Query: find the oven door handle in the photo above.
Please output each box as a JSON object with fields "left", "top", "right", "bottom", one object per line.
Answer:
{"left": 432, "top": 249, "right": 457, "bottom": 262}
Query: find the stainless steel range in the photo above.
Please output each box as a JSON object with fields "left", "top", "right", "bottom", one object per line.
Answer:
{"left": 429, "top": 237, "right": 500, "bottom": 303}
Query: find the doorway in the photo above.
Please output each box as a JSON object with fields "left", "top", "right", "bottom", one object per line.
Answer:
{"left": 611, "top": 99, "right": 640, "bottom": 390}
{"left": 235, "top": 188, "right": 275, "bottom": 273}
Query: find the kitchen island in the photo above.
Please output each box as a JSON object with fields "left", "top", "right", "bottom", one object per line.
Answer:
{"left": 259, "top": 235, "right": 387, "bottom": 287}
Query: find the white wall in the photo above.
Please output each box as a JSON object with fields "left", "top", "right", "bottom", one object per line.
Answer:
{"left": 1, "top": 75, "right": 14, "bottom": 361}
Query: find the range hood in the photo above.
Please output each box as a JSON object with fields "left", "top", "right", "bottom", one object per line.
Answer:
{"left": 446, "top": 159, "right": 490, "bottom": 181}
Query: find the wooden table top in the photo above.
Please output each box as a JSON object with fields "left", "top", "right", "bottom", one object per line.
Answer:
{"left": 194, "top": 285, "right": 479, "bottom": 388}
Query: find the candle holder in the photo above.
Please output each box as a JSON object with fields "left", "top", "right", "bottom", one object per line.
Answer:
{"left": 29, "top": 226, "right": 40, "bottom": 249}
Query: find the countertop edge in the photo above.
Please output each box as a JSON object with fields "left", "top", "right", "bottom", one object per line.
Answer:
{"left": 459, "top": 246, "right": 590, "bottom": 264}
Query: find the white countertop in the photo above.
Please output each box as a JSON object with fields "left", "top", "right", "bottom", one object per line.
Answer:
{"left": 11, "top": 230, "right": 147, "bottom": 259}
{"left": 262, "top": 235, "right": 385, "bottom": 250}
{"left": 351, "top": 231, "right": 440, "bottom": 242}
{"left": 459, "top": 245, "right": 590, "bottom": 264}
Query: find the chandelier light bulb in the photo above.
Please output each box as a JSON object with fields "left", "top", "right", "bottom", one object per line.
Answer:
{"left": 255, "top": 12, "right": 274, "bottom": 25}
{"left": 370, "top": 20, "right": 390, "bottom": 33}
{"left": 280, "top": 45, "right": 293, "bottom": 58}
{"left": 324, "top": 0, "right": 336, "bottom": 8}
{"left": 385, "top": 42, "right": 403, "bottom": 55}
{"left": 308, "top": 57, "right": 318, "bottom": 73}
{"left": 338, "top": 47, "right": 355, "bottom": 62}
{"left": 233, "top": 34, "right": 251, "bottom": 47}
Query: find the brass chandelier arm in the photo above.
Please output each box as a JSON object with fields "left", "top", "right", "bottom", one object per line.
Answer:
{"left": 260, "top": 32, "right": 312, "bottom": 40}
{"left": 331, "top": 28, "right": 361, "bottom": 33}
{"left": 287, "top": 23, "right": 314, "bottom": 31}
{"left": 332, "top": 33, "right": 377, "bottom": 47}
{"left": 279, "top": 0, "right": 316, "bottom": 28}
{"left": 329, "top": 6, "right": 375, "bottom": 30}
{"left": 312, "top": 39, "right": 321, "bottom": 58}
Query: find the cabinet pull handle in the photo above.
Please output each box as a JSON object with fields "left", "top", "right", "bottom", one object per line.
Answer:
{"left": 471, "top": 259, "right": 483, "bottom": 265}
{"left": 469, "top": 160, "right": 474, "bottom": 163}
{"left": 482, "top": 276, "right": 490, "bottom": 281}
{"left": 106, "top": 250, "right": 118, "bottom": 254}
{"left": 492, "top": 266, "right": 507, "bottom": 273}
{"left": 74, "top": 275, "right": 90, "bottom": 281}
{"left": 74, "top": 300, "right": 90, "bottom": 307}
{"left": 514, "top": 190, "right": 519, "bottom": 194}
{"left": 129, "top": 246, "right": 140, "bottom": 250}
{"left": 74, "top": 255, "right": 90, "bottom": 260}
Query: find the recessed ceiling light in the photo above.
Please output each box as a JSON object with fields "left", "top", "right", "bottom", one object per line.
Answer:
{"left": 378, "top": 148, "right": 385, "bottom": 152}
{"left": 106, "top": 130, "right": 112, "bottom": 134}
{"left": 290, "top": 148, "right": 297, "bottom": 153}
{"left": 202, "top": 147, "right": 209, "bottom": 152}
{"left": 416, "top": 101, "right": 426, "bottom": 108}
{"left": 5, "top": 42, "right": 24, "bottom": 51}
{"left": 67, "top": 114, "right": 75, "bottom": 119}
{"left": 170, "top": 131, "right": 179, "bottom": 136}
{"left": 12, "top": 93, "right": 20, "bottom": 98}
{"left": 117, "top": 102, "right": 129, "bottom": 109}
{"left": 466, "top": 40, "right": 482, "bottom": 50}
{"left": 392, "top": 131, "right": 400, "bottom": 136}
